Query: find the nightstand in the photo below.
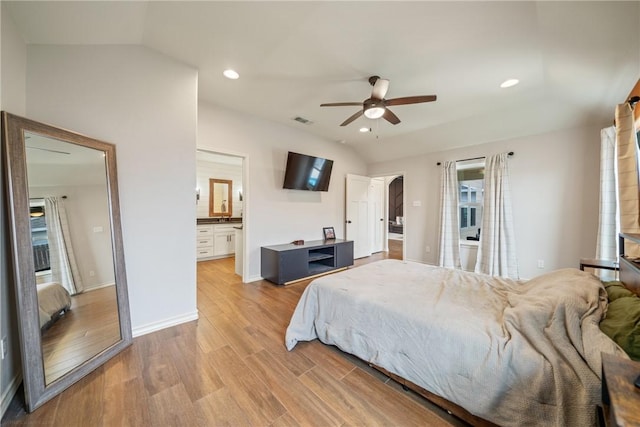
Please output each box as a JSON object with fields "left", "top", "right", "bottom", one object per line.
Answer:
{"left": 579, "top": 258, "right": 619, "bottom": 272}
{"left": 600, "top": 353, "right": 640, "bottom": 426}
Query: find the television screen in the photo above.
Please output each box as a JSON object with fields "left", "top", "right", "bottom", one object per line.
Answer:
{"left": 283, "top": 151, "right": 334, "bottom": 191}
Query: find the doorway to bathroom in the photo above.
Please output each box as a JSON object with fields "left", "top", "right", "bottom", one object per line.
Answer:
{"left": 196, "top": 150, "right": 246, "bottom": 280}
{"left": 387, "top": 175, "right": 404, "bottom": 259}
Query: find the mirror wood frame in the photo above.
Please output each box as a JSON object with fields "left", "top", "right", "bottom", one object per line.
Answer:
{"left": 1, "top": 112, "right": 132, "bottom": 412}
{"left": 209, "top": 178, "right": 232, "bottom": 217}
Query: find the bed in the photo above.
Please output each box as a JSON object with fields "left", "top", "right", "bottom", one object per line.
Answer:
{"left": 285, "top": 259, "right": 637, "bottom": 427}
{"left": 37, "top": 282, "right": 71, "bottom": 329}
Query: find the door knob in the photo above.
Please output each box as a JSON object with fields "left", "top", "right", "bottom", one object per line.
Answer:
{"left": 346, "top": 220, "right": 352, "bottom": 224}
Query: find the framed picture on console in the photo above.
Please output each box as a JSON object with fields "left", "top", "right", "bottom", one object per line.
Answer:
{"left": 323, "top": 227, "right": 335, "bottom": 240}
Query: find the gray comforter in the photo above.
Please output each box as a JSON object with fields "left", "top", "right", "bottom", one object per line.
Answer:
{"left": 285, "top": 260, "right": 627, "bottom": 426}
{"left": 37, "top": 281, "right": 71, "bottom": 328}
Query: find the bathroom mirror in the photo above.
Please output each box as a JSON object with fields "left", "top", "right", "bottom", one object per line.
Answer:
{"left": 2, "top": 112, "right": 132, "bottom": 412}
{"left": 209, "top": 178, "right": 232, "bottom": 217}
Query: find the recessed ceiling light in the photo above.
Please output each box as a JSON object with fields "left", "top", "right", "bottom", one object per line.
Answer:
{"left": 500, "top": 79, "right": 519, "bottom": 88}
{"left": 359, "top": 127, "right": 370, "bottom": 133}
{"left": 223, "top": 69, "right": 240, "bottom": 80}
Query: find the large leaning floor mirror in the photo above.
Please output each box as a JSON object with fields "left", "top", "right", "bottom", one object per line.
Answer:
{"left": 2, "top": 112, "right": 132, "bottom": 412}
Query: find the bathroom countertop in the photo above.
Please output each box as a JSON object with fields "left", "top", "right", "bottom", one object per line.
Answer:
{"left": 196, "top": 217, "right": 242, "bottom": 225}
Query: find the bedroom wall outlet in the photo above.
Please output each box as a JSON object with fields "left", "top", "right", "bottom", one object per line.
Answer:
{"left": 537, "top": 259, "right": 545, "bottom": 269}
{"left": 425, "top": 246, "right": 431, "bottom": 253}
{"left": 89, "top": 270, "right": 95, "bottom": 277}
{"left": 1, "top": 336, "right": 7, "bottom": 360}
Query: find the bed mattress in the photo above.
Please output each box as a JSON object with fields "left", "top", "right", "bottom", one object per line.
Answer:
{"left": 286, "top": 260, "right": 627, "bottom": 426}
{"left": 37, "top": 281, "right": 71, "bottom": 328}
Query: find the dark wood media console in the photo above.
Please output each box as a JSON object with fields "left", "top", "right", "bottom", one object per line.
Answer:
{"left": 261, "top": 239, "right": 354, "bottom": 285}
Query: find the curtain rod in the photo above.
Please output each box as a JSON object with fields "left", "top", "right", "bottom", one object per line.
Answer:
{"left": 29, "top": 195, "right": 67, "bottom": 200}
{"left": 437, "top": 151, "right": 514, "bottom": 166}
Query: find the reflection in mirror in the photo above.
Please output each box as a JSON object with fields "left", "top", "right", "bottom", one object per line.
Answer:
{"left": 209, "top": 178, "right": 232, "bottom": 217}
{"left": 2, "top": 112, "right": 132, "bottom": 412}
{"left": 25, "top": 132, "right": 121, "bottom": 384}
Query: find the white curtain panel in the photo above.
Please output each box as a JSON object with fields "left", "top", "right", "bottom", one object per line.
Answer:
{"left": 475, "top": 153, "right": 519, "bottom": 279}
{"left": 45, "top": 197, "right": 84, "bottom": 295}
{"left": 596, "top": 126, "right": 619, "bottom": 261}
{"left": 438, "top": 161, "right": 461, "bottom": 269}
{"left": 615, "top": 103, "right": 640, "bottom": 256}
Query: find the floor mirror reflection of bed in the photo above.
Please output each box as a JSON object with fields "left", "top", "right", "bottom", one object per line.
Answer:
{"left": 41, "top": 285, "right": 120, "bottom": 384}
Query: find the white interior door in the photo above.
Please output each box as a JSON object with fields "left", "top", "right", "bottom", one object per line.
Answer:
{"left": 346, "top": 174, "right": 372, "bottom": 259}
{"left": 370, "top": 178, "right": 385, "bottom": 253}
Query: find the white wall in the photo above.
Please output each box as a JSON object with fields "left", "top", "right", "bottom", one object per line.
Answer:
{"left": 369, "top": 125, "right": 601, "bottom": 279}
{"left": 0, "top": 3, "right": 27, "bottom": 416}
{"left": 25, "top": 45, "right": 199, "bottom": 334}
{"left": 198, "top": 102, "right": 367, "bottom": 281}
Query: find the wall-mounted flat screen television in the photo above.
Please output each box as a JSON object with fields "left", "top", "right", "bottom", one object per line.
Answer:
{"left": 283, "top": 151, "right": 334, "bottom": 191}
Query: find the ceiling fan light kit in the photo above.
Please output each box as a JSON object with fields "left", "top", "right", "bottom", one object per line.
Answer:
{"left": 363, "top": 104, "right": 385, "bottom": 119}
{"left": 320, "top": 75, "right": 437, "bottom": 127}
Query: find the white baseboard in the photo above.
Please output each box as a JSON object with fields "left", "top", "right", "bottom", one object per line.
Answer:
{"left": 1, "top": 373, "right": 22, "bottom": 419}
{"left": 132, "top": 310, "right": 199, "bottom": 338}
{"left": 246, "top": 274, "right": 264, "bottom": 283}
{"left": 83, "top": 282, "right": 116, "bottom": 292}
{"left": 405, "top": 258, "right": 436, "bottom": 266}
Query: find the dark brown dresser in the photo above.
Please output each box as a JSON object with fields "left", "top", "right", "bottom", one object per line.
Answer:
{"left": 600, "top": 353, "right": 640, "bottom": 426}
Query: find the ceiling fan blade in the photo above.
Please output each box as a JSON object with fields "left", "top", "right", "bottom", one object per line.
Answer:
{"left": 386, "top": 95, "right": 437, "bottom": 106}
{"left": 340, "top": 110, "right": 364, "bottom": 126}
{"left": 371, "top": 78, "right": 390, "bottom": 100}
{"left": 26, "top": 146, "right": 71, "bottom": 155}
{"left": 320, "top": 102, "right": 362, "bottom": 107}
{"left": 383, "top": 108, "right": 401, "bottom": 125}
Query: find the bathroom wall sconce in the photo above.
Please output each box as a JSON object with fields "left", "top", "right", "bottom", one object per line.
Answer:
{"left": 238, "top": 190, "right": 243, "bottom": 201}
{"left": 196, "top": 187, "right": 200, "bottom": 204}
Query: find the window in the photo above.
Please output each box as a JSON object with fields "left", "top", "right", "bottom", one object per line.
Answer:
{"left": 460, "top": 207, "right": 468, "bottom": 228}
{"left": 307, "top": 157, "right": 326, "bottom": 188}
{"left": 457, "top": 163, "right": 484, "bottom": 241}
{"left": 30, "top": 199, "right": 50, "bottom": 272}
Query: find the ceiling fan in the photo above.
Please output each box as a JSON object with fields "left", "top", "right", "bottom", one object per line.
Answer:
{"left": 320, "top": 76, "right": 437, "bottom": 127}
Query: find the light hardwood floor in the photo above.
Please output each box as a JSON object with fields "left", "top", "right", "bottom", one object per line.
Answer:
{"left": 3, "top": 251, "right": 467, "bottom": 427}
{"left": 42, "top": 286, "right": 121, "bottom": 384}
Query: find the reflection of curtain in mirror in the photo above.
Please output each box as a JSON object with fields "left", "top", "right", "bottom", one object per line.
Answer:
{"left": 44, "top": 197, "right": 84, "bottom": 295}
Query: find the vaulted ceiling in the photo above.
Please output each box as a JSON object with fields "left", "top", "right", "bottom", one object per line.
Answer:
{"left": 5, "top": 1, "right": 639, "bottom": 163}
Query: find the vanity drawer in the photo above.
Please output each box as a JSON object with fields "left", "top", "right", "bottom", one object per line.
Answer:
{"left": 213, "top": 224, "right": 237, "bottom": 232}
{"left": 197, "top": 236, "right": 213, "bottom": 248}
{"left": 197, "top": 225, "right": 214, "bottom": 236}
{"left": 197, "top": 247, "right": 214, "bottom": 258}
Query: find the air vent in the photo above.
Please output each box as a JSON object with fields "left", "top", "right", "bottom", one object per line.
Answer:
{"left": 293, "top": 116, "right": 313, "bottom": 125}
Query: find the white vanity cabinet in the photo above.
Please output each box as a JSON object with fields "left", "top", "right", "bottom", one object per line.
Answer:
{"left": 197, "top": 222, "right": 240, "bottom": 261}
{"left": 196, "top": 224, "right": 214, "bottom": 260}
{"left": 213, "top": 223, "right": 236, "bottom": 256}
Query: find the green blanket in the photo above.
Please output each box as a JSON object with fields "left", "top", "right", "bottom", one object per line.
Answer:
{"left": 601, "top": 281, "right": 640, "bottom": 361}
